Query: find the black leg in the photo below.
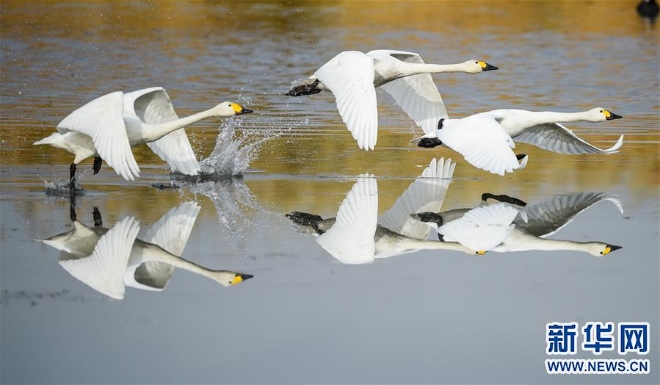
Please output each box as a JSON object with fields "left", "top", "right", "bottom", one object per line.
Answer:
{"left": 92, "top": 207, "right": 102, "bottom": 227}
{"left": 69, "top": 200, "right": 77, "bottom": 222}
{"left": 69, "top": 163, "right": 77, "bottom": 189}
{"left": 93, "top": 157, "right": 102, "bottom": 175}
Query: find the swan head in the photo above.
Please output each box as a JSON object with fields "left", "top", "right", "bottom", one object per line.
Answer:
{"left": 588, "top": 107, "right": 623, "bottom": 121}
{"left": 212, "top": 102, "right": 254, "bottom": 117}
{"left": 463, "top": 60, "right": 498, "bottom": 73}
{"left": 213, "top": 271, "right": 254, "bottom": 287}
{"left": 590, "top": 243, "right": 622, "bottom": 257}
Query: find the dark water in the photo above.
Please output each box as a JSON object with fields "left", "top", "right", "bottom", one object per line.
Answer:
{"left": 1, "top": 1, "right": 659, "bottom": 384}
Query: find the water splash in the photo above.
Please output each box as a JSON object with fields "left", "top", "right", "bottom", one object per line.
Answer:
{"left": 44, "top": 178, "right": 85, "bottom": 197}
{"left": 198, "top": 120, "right": 277, "bottom": 176}
{"left": 182, "top": 177, "right": 267, "bottom": 234}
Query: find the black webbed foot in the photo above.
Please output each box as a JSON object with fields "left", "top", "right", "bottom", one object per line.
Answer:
{"left": 417, "top": 137, "right": 443, "bottom": 148}
{"left": 285, "top": 79, "right": 322, "bottom": 96}
{"left": 411, "top": 212, "right": 443, "bottom": 226}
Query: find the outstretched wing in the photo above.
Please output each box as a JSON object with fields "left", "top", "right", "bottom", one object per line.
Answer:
{"left": 314, "top": 51, "right": 378, "bottom": 150}
{"left": 125, "top": 202, "right": 202, "bottom": 291}
{"left": 124, "top": 87, "right": 201, "bottom": 175}
{"left": 514, "top": 123, "right": 623, "bottom": 155}
{"left": 378, "top": 157, "right": 456, "bottom": 239}
{"left": 516, "top": 192, "right": 624, "bottom": 238}
{"left": 58, "top": 216, "right": 140, "bottom": 300}
{"left": 439, "top": 115, "right": 521, "bottom": 176}
{"left": 58, "top": 91, "right": 140, "bottom": 180}
{"left": 316, "top": 175, "right": 378, "bottom": 264}
{"left": 369, "top": 50, "right": 448, "bottom": 134}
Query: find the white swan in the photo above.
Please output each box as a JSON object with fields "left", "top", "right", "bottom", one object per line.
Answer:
{"left": 412, "top": 192, "right": 623, "bottom": 256}
{"left": 418, "top": 107, "right": 624, "bottom": 156}
{"left": 421, "top": 114, "right": 530, "bottom": 175}
{"left": 34, "top": 87, "right": 253, "bottom": 187}
{"left": 286, "top": 158, "right": 484, "bottom": 265}
{"left": 286, "top": 49, "right": 497, "bottom": 150}
{"left": 38, "top": 203, "right": 253, "bottom": 299}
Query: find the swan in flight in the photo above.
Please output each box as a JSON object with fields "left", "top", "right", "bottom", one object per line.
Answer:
{"left": 412, "top": 192, "right": 623, "bottom": 256}
{"left": 34, "top": 87, "right": 253, "bottom": 188}
{"left": 286, "top": 158, "right": 485, "bottom": 265}
{"left": 38, "top": 203, "right": 253, "bottom": 299}
{"left": 286, "top": 49, "right": 497, "bottom": 150}
{"left": 417, "top": 107, "right": 624, "bottom": 156}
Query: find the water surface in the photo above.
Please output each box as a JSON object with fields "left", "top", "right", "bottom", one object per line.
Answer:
{"left": 1, "top": 1, "right": 659, "bottom": 384}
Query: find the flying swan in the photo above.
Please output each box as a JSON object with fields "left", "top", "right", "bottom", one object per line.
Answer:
{"left": 34, "top": 87, "right": 253, "bottom": 188}
{"left": 286, "top": 49, "right": 497, "bottom": 150}
{"left": 417, "top": 107, "right": 624, "bottom": 156}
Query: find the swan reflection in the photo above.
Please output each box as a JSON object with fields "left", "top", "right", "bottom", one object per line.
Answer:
{"left": 38, "top": 202, "right": 253, "bottom": 299}
{"left": 412, "top": 191, "right": 623, "bottom": 256}
{"left": 287, "top": 158, "right": 482, "bottom": 265}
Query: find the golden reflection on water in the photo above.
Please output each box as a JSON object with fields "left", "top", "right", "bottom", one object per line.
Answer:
{"left": 1, "top": 0, "right": 658, "bottom": 220}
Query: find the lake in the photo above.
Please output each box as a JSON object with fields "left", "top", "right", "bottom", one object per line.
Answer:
{"left": 1, "top": 1, "right": 658, "bottom": 384}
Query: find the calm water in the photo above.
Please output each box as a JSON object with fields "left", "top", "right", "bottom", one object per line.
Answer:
{"left": 1, "top": 1, "right": 659, "bottom": 384}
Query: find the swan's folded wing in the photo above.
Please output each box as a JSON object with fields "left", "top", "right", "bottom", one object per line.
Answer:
{"left": 378, "top": 157, "right": 455, "bottom": 239}
{"left": 58, "top": 91, "right": 140, "bottom": 181}
{"left": 314, "top": 51, "right": 378, "bottom": 150}
{"left": 439, "top": 117, "right": 520, "bottom": 176}
{"left": 438, "top": 203, "right": 520, "bottom": 251}
{"left": 316, "top": 176, "right": 378, "bottom": 264}
{"left": 514, "top": 123, "right": 624, "bottom": 155}
{"left": 58, "top": 216, "right": 140, "bottom": 300}
{"left": 515, "top": 192, "right": 624, "bottom": 238}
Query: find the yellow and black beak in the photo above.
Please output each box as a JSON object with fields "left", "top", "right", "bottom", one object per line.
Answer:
{"left": 601, "top": 244, "right": 622, "bottom": 256}
{"left": 479, "top": 61, "right": 498, "bottom": 71}
{"left": 232, "top": 103, "right": 254, "bottom": 115}
{"left": 476, "top": 250, "right": 487, "bottom": 255}
{"left": 230, "top": 273, "right": 254, "bottom": 285}
{"left": 604, "top": 110, "right": 622, "bottom": 120}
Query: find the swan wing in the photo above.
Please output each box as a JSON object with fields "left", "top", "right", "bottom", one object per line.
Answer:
{"left": 143, "top": 202, "right": 201, "bottom": 256}
{"left": 438, "top": 203, "right": 520, "bottom": 251}
{"left": 369, "top": 50, "right": 448, "bottom": 134}
{"left": 58, "top": 216, "right": 140, "bottom": 300}
{"left": 314, "top": 51, "right": 378, "bottom": 150}
{"left": 515, "top": 192, "right": 624, "bottom": 238}
{"left": 438, "top": 116, "right": 521, "bottom": 176}
{"left": 123, "top": 202, "right": 202, "bottom": 291}
{"left": 316, "top": 175, "right": 378, "bottom": 264}
{"left": 378, "top": 157, "right": 455, "bottom": 239}
{"left": 124, "top": 87, "right": 201, "bottom": 175}
{"left": 58, "top": 91, "right": 140, "bottom": 180}
{"left": 514, "top": 123, "right": 624, "bottom": 155}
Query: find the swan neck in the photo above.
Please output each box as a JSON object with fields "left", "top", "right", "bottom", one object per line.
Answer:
{"left": 403, "top": 238, "right": 471, "bottom": 252}
{"left": 142, "top": 109, "right": 215, "bottom": 142}
{"left": 529, "top": 111, "right": 591, "bottom": 124}
{"left": 404, "top": 63, "right": 471, "bottom": 75}
{"left": 515, "top": 237, "right": 592, "bottom": 252}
